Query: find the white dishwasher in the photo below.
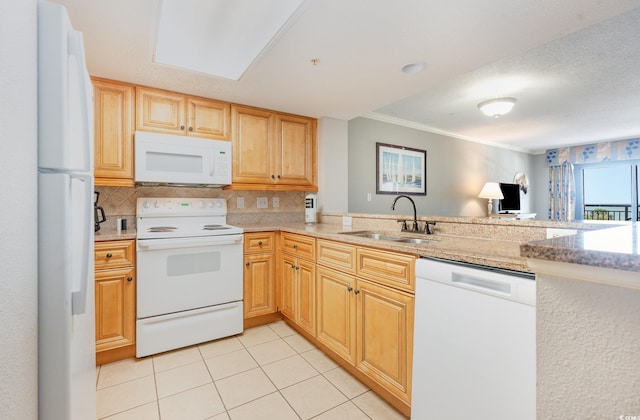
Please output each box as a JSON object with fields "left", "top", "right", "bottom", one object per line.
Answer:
{"left": 412, "top": 257, "right": 536, "bottom": 420}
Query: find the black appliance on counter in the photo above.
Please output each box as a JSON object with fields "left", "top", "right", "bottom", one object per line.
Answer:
{"left": 94, "top": 191, "right": 106, "bottom": 232}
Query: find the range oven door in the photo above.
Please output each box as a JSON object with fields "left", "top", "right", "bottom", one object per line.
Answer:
{"left": 136, "top": 234, "right": 243, "bottom": 319}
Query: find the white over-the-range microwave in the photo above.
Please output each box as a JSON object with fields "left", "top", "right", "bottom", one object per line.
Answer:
{"left": 134, "top": 131, "right": 232, "bottom": 187}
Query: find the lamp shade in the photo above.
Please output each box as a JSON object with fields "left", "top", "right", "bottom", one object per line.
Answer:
{"left": 478, "top": 182, "right": 504, "bottom": 199}
{"left": 477, "top": 97, "right": 517, "bottom": 118}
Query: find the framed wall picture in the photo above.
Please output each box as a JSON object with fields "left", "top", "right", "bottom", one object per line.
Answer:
{"left": 376, "top": 142, "right": 427, "bottom": 195}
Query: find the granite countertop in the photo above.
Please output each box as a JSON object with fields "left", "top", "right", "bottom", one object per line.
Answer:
{"left": 94, "top": 226, "right": 136, "bottom": 241}
{"left": 242, "top": 222, "right": 531, "bottom": 273}
{"left": 521, "top": 224, "right": 640, "bottom": 272}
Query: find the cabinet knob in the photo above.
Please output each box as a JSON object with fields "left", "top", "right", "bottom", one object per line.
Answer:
{"left": 127, "top": 276, "right": 133, "bottom": 282}
{"left": 347, "top": 286, "right": 353, "bottom": 292}
{"left": 295, "top": 265, "right": 300, "bottom": 271}
{"left": 258, "top": 241, "right": 263, "bottom": 246}
{"left": 188, "top": 126, "right": 193, "bottom": 131}
{"left": 293, "top": 244, "right": 298, "bottom": 249}
{"left": 277, "top": 175, "right": 281, "bottom": 179}
{"left": 106, "top": 253, "right": 112, "bottom": 258}
{"left": 180, "top": 125, "right": 185, "bottom": 130}
{"left": 245, "top": 262, "right": 250, "bottom": 267}
{"left": 291, "top": 263, "right": 296, "bottom": 269}
{"left": 354, "top": 289, "right": 360, "bottom": 295}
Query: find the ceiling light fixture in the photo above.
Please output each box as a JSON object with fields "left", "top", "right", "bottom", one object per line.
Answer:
{"left": 401, "top": 62, "right": 426, "bottom": 74}
{"left": 477, "top": 97, "right": 517, "bottom": 118}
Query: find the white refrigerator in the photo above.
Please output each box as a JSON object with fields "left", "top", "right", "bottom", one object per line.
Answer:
{"left": 38, "top": 1, "right": 96, "bottom": 419}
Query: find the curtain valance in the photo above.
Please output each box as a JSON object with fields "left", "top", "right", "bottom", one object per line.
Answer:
{"left": 546, "top": 138, "right": 640, "bottom": 166}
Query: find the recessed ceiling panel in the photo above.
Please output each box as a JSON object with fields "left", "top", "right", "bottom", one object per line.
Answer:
{"left": 154, "top": 0, "right": 304, "bottom": 80}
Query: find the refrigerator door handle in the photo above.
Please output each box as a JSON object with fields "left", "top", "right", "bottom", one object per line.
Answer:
{"left": 67, "top": 29, "right": 93, "bottom": 172}
{"left": 71, "top": 173, "right": 92, "bottom": 315}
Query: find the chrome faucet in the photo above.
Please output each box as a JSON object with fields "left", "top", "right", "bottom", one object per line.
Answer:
{"left": 391, "top": 195, "right": 419, "bottom": 232}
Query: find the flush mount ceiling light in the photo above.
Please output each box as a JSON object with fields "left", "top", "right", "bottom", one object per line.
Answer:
{"left": 154, "top": 0, "right": 304, "bottom": 81}
{"left": 401, "top": 62, "right": 426, "bottom": 74}
{"left": 477, "top": 97, "right": 517, "bottom": 118}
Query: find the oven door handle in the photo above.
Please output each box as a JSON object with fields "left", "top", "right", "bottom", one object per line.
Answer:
{"left": 137, "top": 235, "right": 243, "bottom": 251}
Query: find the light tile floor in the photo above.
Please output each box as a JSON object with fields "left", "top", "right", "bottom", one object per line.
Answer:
{"left": 96, "top": 321, "right": 407, "bottom": 419}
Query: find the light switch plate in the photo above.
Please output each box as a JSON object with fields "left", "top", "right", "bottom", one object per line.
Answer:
{"left": 257, "top": 197, "right": 268, "bottom": 209}
{"left": 236, "top": 197, "right": 245, "bottom": 209}
{"left": 342, "top": 216, "right": 352, "bottom": 226}
{"left": 272, "top": 197, "right": 280, "bottom": 208}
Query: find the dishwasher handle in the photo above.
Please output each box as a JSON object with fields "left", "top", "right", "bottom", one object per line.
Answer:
{"left": 451, "top": 273, "right": 512, "bottom": 296}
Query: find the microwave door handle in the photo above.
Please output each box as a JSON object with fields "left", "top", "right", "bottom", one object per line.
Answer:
{"left": 210, "top": 150, "right": 215, "bottom": 178}
{"left": 137, "top": 236, "right": 243, "bottom": 251}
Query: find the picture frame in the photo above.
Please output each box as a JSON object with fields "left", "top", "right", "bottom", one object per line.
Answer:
{"left": 376, "top": 142, "right": 427, "bottom": 195}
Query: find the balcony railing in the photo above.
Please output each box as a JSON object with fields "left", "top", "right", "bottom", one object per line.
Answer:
{"left": 583, "top": 204, "right": 640, "bottom": 221}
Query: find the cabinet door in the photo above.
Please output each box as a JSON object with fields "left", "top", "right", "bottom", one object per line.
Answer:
{"left": 93, "top": 79, "right": 134, "bottom": 186}
{"left": 95, "top": 267, "right": 136, "bottom": 352}
{"left": 317, "top": 266, "right": 356, "bottom": 364}
{"left": 243, "top": 253, "right": 276, "bottom": 318}
{"left": 296, "top": 258, "right": 316, "bottom": 337}
{"left": 136, "top": 87, "right": 186, "bottom": 134}
{"left": 280, "top": 254, "right": 297, "bottom": 321}
{"left": 356, "top": 279, "right": 414, "bottom": 404}
{"left": 232, "top": 105, "right": 275, "bottom": 184}
{"left": 187, "top": 97, "right": 230, "bottom": 140}
{"left": 274, "top": 113, "right": 316, "bottom": 186}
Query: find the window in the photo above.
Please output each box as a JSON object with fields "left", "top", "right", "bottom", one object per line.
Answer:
{"left": 575, "top": 161, "right": 639, "bottom": 221}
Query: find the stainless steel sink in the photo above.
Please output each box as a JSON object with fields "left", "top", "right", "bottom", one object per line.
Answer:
{"left": 340, "top": 231, "right": 404, "bottom": 241}
{"left": 340, "top": 231, "right": 436, "bottom": 244}
{"left": 396, "top": 238, "right": 432, "bottom": 244}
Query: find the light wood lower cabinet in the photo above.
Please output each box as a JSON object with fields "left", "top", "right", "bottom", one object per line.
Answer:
{"left": 356, "top": 278, "right": 414, "bottom": 404}
{"left": 316, "top": 266, "right": 357, "bottom": 364}
{"left": 279, "top": 233, "right": 316, "bottom": 336}
{"left": 94, "top": 240, "right": 136, "bottom": 365}
{"left": 243, "top": 232, "right": 276, "bottom": 319}
{"left": 315, "top": 239, "right": 415, "bottom": 407}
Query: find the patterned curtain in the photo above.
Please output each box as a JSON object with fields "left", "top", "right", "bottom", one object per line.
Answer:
{"left": 548, "top": 161, "right": 575, "bottom": 221}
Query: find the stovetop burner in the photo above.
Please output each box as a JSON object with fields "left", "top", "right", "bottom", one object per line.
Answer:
{"left": 136, "top": 197, "right": 243, "bottom": 240}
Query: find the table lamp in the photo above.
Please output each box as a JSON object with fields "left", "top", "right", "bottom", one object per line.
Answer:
{"left": 478, "top": 182, "right": 504, "bottom": 215}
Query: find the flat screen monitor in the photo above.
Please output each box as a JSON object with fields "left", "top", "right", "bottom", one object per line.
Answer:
{"left": 499, "top": 183, "right": 521, "bottom": 213}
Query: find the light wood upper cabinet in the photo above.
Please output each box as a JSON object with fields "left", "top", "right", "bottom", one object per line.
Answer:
{"left": 93, "top": 78, "right": 134, "bottom": 187}
{"left": 231, "top": 105, "right": 317, "bottom": 191}
{"left": 274, "top": 113, "right": 316, "bottom": 186}
{"left": 231, "top": 105, "right": 274, "bottom": 184}
{"left": 136, "top": 86, "right": 230, "bottom": 140}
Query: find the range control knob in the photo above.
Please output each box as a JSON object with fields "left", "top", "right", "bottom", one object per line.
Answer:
{"left": 154, "top": 201, "right": 160, "bottom": 208}
{"left": 215, "top": 201, "right": 222, "bottom": 208}
{"left": 208, "top": 201, "right": 214, "bottom": 208}
{"left": 198, "top": 201, "right": 205, "bottom": 209}
{"left": 143, "top": 201, "right": 150, "bottom": 208}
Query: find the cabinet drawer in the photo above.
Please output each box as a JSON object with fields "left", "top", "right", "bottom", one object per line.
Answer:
{"left": 317, "top": 239, "right": 356, "bottom": 274}
{"left": 244, "top": 232, "right": 275, "bottom": 254}
{"left": 356, "top": 248, "right": 415, "bottom": 292}
{"left": 281, "top": 232, "right": 316, "bottom": 261}
{"left": 95, "top": 240, "right": 135, "bottom": 270}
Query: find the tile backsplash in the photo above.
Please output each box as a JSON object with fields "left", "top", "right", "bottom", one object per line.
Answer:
{"left": 95, "top": 186, "right": 306, "bottom": 221}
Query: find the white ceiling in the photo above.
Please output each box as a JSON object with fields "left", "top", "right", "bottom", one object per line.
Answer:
{"left": 57, "top": 0, "right": 640, "bottom": 153}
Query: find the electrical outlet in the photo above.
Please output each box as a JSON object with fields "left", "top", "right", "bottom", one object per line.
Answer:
{"left": 236, "top": 197, "right": 245, "bottom": 209}
{"left": 272, "top": 197, "right": 280, "bottom": 208}
{"left": 257, "top": 197, "right": 268, "bottom": 209}
{"left": 367, "top": 192, "right": 372, "bottom": 202}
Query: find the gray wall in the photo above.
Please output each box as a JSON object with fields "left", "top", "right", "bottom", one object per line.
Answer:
{"left": 317, "top": 117, "right": 349, "bottom": 212}
{"left": 0, "top": 0, "right": 39, "bottom": 418}
{"left": 531, "top": 153, "right": 550, "bottom": 219}
{"left": 348, "top": 117, "right": 536, "bottom": 217}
